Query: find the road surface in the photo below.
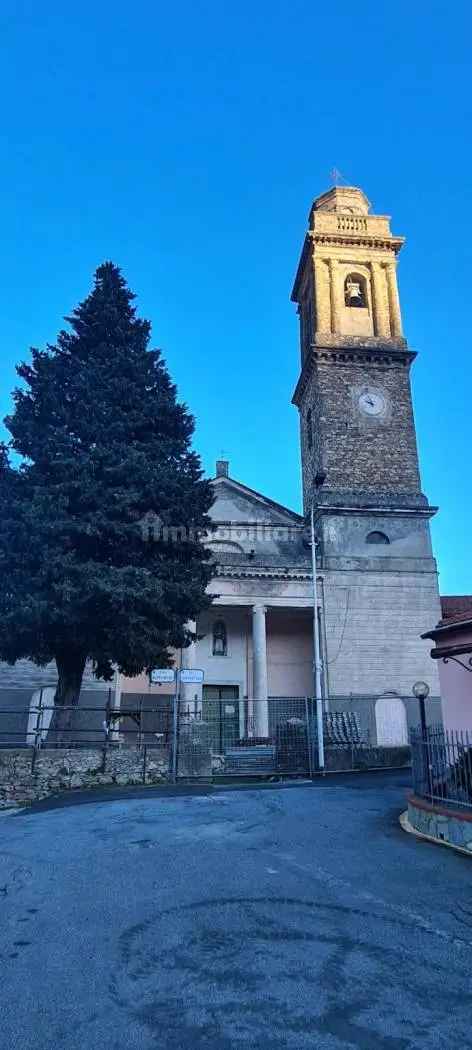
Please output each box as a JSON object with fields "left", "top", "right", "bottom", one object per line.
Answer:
{"left": 1, "top": 772, "right": 471, "bottom": 1049}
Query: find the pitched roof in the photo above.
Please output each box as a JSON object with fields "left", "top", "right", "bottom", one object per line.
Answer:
{"left": 210, "top": 473, "right": 304, "bottom": 526}
{"left": 440, "top": 595, "right": 472, "bottom": 621}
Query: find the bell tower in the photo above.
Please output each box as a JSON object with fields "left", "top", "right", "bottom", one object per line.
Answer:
{"left": 291, "top": 185, "right": 441, "bottom": 697}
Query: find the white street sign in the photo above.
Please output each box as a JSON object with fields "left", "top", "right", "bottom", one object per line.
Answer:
{"left": 150, "top": 668, "right": 176, "bottom": 684}
{"left": 179, "top": 668, "right": 204, "bottom": 684}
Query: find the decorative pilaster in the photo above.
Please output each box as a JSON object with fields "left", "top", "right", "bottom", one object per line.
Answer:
{"left": 252, "top": 604, "right": 269, "bottom": 738}
{"left": 328, "top": 258, "right": 342, "bottom": 334}
{"left": 314, "top": 257, "right": 331, "bottom": 335}
{"left": 371, "top": 262, "right": 390, "bottom": 338}
{"left": 386, "top": 262, "right": 403, "bottom": 337}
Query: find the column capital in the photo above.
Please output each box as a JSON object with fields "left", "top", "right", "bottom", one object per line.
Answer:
{"left": 252, "top": 603, "right": 267, "bottom": 616}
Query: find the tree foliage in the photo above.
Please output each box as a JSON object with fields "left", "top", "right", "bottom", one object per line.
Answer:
{"left": 0, "top": 263, "right": 214, "bottom": 704}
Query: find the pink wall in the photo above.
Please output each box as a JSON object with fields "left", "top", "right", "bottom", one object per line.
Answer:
{"left": 121, "top": 670, "right": 173, "bottom": 698}
{"left": 436, "top": 624, "right": 472, "bottom": 735}
{"left": 266, "top": 610, "right": 313, "bottom": 697}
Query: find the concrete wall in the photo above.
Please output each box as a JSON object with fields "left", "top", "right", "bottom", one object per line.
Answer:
{"left": 329, "top": 694, "right": 442, "bottom": 745}
{"left": 322, "top": 569, "right": 441, "bottom": 697}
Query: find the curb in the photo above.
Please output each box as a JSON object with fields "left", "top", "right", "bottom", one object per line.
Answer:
{"left": 399, "top": 810, "right": 472, "bottom": 858}
{"left": 8, "top": 768, "right": 410, "bottom": 815}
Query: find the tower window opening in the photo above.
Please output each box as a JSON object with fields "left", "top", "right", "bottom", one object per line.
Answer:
{"left": 306, "top": 408, "right": 313, "bottom": 450}
{"left": 212, "top": 619, "right": 227, "bottom": 656}
{"left": 366, "top": 530, "right": 390, "bottom": 545}
{"left": 345, "top": 273, "right": 367, "bottom": 308}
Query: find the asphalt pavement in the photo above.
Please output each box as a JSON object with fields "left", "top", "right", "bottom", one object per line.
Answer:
{"left": 1, "top": 771, "right": 472, "bottom": 1049}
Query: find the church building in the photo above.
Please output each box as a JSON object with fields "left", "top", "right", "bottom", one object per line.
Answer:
{"left": 123, "top": 184, "right": 442, "bottom": 743}
{"left": 0, "top": 184, "right": 443, "bottom": 746}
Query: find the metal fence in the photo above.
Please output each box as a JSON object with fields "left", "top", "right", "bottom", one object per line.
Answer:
{"left": 0, "top": 693, "right": 356, "bottom": 779}
{"left": 174, "top": 698, "right": 377, "bottom": 779}
{"left": 0, "top": 690, "right": 173, "bottom": 771}
{"left": 410, "top": 726, "right": 472, "bottom": 811}
{"left": 0, "top": 690, "right": 418, "bottom": 782}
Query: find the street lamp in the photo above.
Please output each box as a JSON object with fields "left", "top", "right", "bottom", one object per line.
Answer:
{"left": 412, "top": 680, "right": 431, "bottom": 797}
{"left": 412, "top": 680, "right": 430, "bottom": 742}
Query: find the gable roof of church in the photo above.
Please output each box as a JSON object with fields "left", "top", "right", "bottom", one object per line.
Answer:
{"left": 209, "top": 472, "right": 304, "bottom": 527}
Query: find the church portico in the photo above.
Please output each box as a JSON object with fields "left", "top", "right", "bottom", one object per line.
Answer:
{"left": 196, "top": 601, "right": 315, "bottom": 704}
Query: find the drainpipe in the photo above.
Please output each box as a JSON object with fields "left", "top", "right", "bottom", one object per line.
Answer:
{"left": 311, "top": 502, "right": 325, "bottom": 771}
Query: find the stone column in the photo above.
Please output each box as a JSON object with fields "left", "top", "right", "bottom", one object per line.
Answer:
{"left": 314, "top": 257, "right": 331, "bottom": 335}
{"left": 328, "top": 258, "right": 342, "bottom": 334}
{"left": 252, "top": 604, "right": 269, "bottom": 739}
{"left": 386, "top": 262, "right": 403, "bottom": 337}
{"left": 371, "top": 262, "right": 390, "bottom": 338}
{"left": 180, "top": 620, "right": 202, "bottom": 717}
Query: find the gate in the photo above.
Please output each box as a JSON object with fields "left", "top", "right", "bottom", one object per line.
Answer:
{"left": 174, "top": 697, "right": 318, "bottom": 779}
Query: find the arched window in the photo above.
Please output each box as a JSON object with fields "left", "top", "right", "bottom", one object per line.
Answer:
{"left": 345, "top": 273, "right": 367, "bottom": 308}
{"left": 306, "top": 408, "right": 313, "bottom": 450}
{"left": 366, "top": 531, "right": 390, "bottom": 545}
{"left": 212, "top": 619, "right": 227, "bottom": 656}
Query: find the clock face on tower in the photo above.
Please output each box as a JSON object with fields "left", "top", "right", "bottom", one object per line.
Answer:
{"left": 357, "top": 388, "right": 387, "bottom": 417}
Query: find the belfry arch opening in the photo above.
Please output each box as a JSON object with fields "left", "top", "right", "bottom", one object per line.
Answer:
{"left": 344, "top": 273, "right": 368, "bottom": 309}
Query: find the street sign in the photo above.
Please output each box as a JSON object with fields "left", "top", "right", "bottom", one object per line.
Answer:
{"left": 179, "top": 668, "right": 204, "bottom": 684}
{"left": 150, "top": 668, "right": 176, "bottom": 684}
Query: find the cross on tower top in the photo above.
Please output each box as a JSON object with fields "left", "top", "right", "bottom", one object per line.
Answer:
{"left": 330, "top": 167, "right": 348, "bottom": 186}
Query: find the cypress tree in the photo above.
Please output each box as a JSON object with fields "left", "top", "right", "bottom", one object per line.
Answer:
{"left": 0, "top": 263, "right": 214, "bottom": 717}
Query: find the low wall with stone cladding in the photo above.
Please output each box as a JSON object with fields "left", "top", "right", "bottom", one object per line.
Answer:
{"left": 325, "top": 745, "right": 411, "bottom": 771}
{"left": 0, "top": 746, "right": 170, "bottom": 808}
{"left": 408, "top": 794, "right": 472, "bottom": 853}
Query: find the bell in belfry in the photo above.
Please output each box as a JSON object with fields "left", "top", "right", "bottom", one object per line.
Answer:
{"left": 347, "top": 279, "right": 361, "bottom": 301}
{"left": 344, "top": 275, "right": 365, "bottom": 307}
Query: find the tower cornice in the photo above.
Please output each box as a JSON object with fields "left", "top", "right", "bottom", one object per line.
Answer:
{"left": 292, "top": 341, "right": 416, "bottom": 407}
{"left": 312, "top": 232, "right": 405, "bottom": 253}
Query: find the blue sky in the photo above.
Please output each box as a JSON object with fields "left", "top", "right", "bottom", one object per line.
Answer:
{"left": 0, "top": 1, "right": 470, "bottom": 594}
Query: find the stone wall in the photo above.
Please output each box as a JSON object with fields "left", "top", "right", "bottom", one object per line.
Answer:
{"left": 0, "top": 746, "right": 170, "bottom": 808}
{"left": 325, "top": 745, "right": 410, "bottom": 772}
{"left": 318, "top": 356, "right": 420, "bottom": 500}
{"left": 408, "top": 795, "right": 472, "bottom": 852}
{"left": 322, "top": 569, "right": 441, "bottom": 697}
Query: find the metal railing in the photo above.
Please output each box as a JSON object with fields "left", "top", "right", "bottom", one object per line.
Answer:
{"left": 0, "top": 690, "right": 174, "bottom": 773}
{"left": 0, "top": 690, "right": 421, "bottom": 783}
{"left": 174, "top": 698, "right": 375, "bottom": 779}
{"left": 410, "top": 725, "right": 472, "bottom": 811}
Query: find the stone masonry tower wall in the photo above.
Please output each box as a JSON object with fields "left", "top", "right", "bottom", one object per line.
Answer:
{"left": 290, "top": 185, "right": 441, "bottom": 698}
{"left": 291, "top": 186, "right": 422, "bottom": 515}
